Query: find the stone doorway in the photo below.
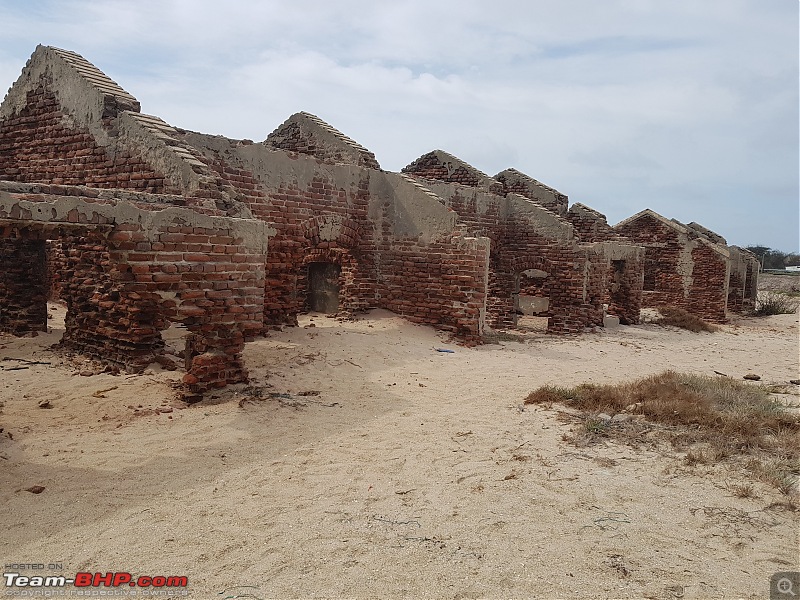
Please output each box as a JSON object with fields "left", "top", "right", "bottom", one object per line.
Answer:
{"left": 307, "top": 262, "right": 341, "bottom": 313}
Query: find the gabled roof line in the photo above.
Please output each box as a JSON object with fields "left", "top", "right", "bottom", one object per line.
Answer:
{"left": 396, "top": 173, "right": 446, "bottom": 203}
{"left": 568, "top": 202, "right": 606, "bottom": 218}
{"left": 296, "top": 111, "right": 375, "bottom": 157}
{"left": 403, "top": 149, "right": 497, "bottom": 186}
{"left": 48, "top": 46, "right": 139, "bottom": 108}
{"left": 496, "top": 167, "right": 566, "bottom": 197}
{"left": 614, "top": 209, "right": 729, "bottom": 257}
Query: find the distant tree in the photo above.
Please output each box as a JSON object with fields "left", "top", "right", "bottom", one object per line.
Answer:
{"left": 746, "top": 246, "right": 800, "bottom": 270}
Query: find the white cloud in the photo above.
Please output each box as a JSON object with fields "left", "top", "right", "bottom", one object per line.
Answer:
{"left": 0, "top": 0, "right": 797, "bottom": 250}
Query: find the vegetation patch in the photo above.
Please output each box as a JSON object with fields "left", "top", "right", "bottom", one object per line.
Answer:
{"left": 754, "top": 292, "right": 800, "bottom": 316}
{"left": 525, "top": 371, "right": 800, "bottom": 498}
{"left": 652, "top": 306, "right": 718, "bottom": 332}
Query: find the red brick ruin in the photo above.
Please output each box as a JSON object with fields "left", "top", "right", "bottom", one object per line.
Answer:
{"left": 0, "top": 46, "right": 758, "bottom": 398}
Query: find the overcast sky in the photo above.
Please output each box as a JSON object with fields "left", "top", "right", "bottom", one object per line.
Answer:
{"left": 1, "top": 0, "right": 797, "bottom": 251}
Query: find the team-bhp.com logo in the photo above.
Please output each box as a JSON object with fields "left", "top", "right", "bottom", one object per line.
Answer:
{"left": 4, "top": 572, "right": 188, "bottom": 595}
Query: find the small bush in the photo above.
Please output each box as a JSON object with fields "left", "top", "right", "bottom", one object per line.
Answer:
{"left": 754, "top": 292, "right": 800, "bottom": 316}
{"left": 653, "top": 306, "right": 718, "bottom": 332}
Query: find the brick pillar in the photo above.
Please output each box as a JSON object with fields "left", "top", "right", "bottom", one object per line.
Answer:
{"left": 0, "top": 238, "right": 48, "bottom": 335}
{"left": 182, "top": 329, "right": 248, "bottom": 402}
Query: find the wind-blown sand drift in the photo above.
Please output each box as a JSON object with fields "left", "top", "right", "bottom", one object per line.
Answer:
{"left": 1, "top": 306, "right": 798, "bottom": 599}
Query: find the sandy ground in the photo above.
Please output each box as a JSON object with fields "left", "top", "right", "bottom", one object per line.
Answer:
{"left": 1, "top": 304, "right": 799, "bottom": 600}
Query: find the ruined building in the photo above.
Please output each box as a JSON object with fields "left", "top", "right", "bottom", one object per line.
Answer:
{"left": 614, "top": 210, "right": 759, "bottom": 322}
{"left": 401, "top": 151, "right": 645, "bottom": 330}
{"left": 0, "top": 46, "right": 756, "bottom": 398}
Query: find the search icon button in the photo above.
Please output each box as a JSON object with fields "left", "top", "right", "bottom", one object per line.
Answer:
{"left": 772, "top": 572, "right": 800, "bottom": 599}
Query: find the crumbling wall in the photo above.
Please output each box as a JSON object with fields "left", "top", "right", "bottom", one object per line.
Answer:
{"left": 406, "top": 174, "right": 593, "bottom": 333}
{"left": 502, "top": 199, "right": 589, "bottom": 333}
{"left": 377, "top": 235, "right": 489, "bottom": 341}
{"left": 0, "top": 188, "right": 268, "bottom": 399}
{"left": 615, "top": 211, "right": 729, "bottom": 322}
{"left": 686, "top": 242, "right": 729, "bottom": 322}
{"left": 565, "top": 203, "right": 620, "bottom": 242}
{"left": 0, "top": 79, "right": 170, "bottom": 192}
{"left": 0, "top": 46, "right": 252, "bottom": 219}
{"left": 45, "top": 239, "right": 67, "bottom": 301}
{"left": 584, "top": 243, "right": 645, "bottom": 325}
{"left": 371, "top": 172, "right": 489, "bottom": 342}
{"left": 180, "top": 134, "right": 379, "bottom": 325}
{"left": 727, "top": 246, "right": 759, "bottom": 313}
{"left": 180, "top": 135, "right": 493, "bottom": 339}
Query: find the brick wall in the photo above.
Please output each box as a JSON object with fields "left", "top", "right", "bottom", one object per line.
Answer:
{"left": 0, "top": 189, "right": 267, "bottom": 400}
{"left": 565, "top": 204, "right": 620, "bottom": 242}
{"left": 45, "top": 239, "right": 67, "bottom": 300}
{"left": 182, "top": 136, "right": 384, "bottom": 325}
{"left": 265, "top": 112, "right": 381, "bottom": 170}
{"left": 377, "top": 236, "right": 489, "bottom": 343}
{"left": 199, "top": 152, "right": 379, "bottom": 326}
{"left": 180, "top": 135, "right": 495, "bottom": 340}
{"left": 584, "top": 243, "right": 645, "bottom": 325}
{"left": 727, "top": 247, "right": 759, "bottom": 313}
{"left": 0, "top": 80, "right": 172, "bottom": 193}
{"left": 727, "top": 266, "right": 744, "bottom": 312}
{"left": 408, "top": 178, "right": 596, "bottom": 333}
{"left": 686, "top": 243, "right": 728, "bottom": 322}
{"left": 403, "top": 151, "right": 505, "bottom": 195}
{"left": 502, "top": 218, "right": 589, "bottom": 333}
{"left": 615, "top": 212, "right": 729, "bottom": 322}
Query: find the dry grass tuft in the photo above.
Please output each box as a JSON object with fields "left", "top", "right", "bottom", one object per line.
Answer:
{"left": 754, "top": 292, "right": 800, "bottom": 316}
{"left": 653, "top": 306, "right": 718, "bottom": 332}
{"left": 727, "top": 482, "right": 759, "bottom": 499}
{"left": 525, "top": 371, "right": 800, "bottom": 496}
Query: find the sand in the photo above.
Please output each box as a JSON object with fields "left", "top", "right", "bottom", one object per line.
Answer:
{"left": 1, "top": 304, "right": 798, "bottom": 599}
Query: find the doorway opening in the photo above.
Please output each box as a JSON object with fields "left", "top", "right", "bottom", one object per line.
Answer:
{"left": 514, "top": 268, "right": 549, "bottom": 331}
{"left": 307, "top": 262, "right": 341, "bottom": 314}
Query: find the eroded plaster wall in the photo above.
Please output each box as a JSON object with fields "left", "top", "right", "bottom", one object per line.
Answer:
{"left": 405, "top": 176, "right": 599, "bottom": 333}
{"left": 179, "top": 135, "right": 492, "bottom": 341}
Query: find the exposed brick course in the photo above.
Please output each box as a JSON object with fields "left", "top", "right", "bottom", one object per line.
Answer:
{"left": 1, "top": 187, "right": 267, "bottom": 400}
{"left": 565, "top": 203, "right": 624, "bottom": 243}
{"left": 0, "top": 81, "right": 171, "bottom": 192}
{"left": 403, "top": 151, "right": 505, "bottom": 195}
